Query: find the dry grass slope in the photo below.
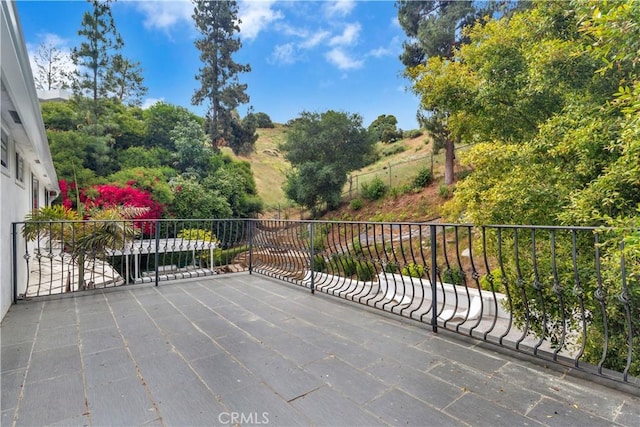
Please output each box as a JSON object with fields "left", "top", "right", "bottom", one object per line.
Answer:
{"left": 233, "top": 125, "right": 466, "bottom": 220}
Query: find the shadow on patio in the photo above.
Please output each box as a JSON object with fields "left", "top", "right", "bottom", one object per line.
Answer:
{"left": 2, "top": 273, "right": 638, "bottom": 426}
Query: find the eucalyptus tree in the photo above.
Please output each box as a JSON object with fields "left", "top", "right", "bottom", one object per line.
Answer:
{"left": 191, "top": 0, "right": 252, "bottom": 151}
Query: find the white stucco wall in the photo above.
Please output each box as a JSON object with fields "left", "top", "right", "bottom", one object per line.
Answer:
{"left": 1, "top": 1, "right": 59, "bottom": 319}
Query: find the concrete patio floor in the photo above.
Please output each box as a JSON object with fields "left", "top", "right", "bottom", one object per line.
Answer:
{"left": 1, "top": 273, "right": 639, "bottom": 426}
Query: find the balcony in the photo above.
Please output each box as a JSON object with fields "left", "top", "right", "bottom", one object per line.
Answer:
{"left": 2, "top": 219, "right": 639, "bottom": 425}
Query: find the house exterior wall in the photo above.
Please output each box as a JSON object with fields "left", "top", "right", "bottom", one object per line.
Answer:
{"left": 1, "top": 1, "right": 59, "bottom": 319}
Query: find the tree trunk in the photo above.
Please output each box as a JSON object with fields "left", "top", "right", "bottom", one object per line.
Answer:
{"left": 444, "top": 138, "right": 455, "bottom": 185}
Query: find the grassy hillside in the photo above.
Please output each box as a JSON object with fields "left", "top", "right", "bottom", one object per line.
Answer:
{"left": 233, "top": 125, "right": 467, "bottom": 219}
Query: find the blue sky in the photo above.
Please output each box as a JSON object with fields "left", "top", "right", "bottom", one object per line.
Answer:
{"left": 17, "top": 0, "right": 421, "bottom": 130}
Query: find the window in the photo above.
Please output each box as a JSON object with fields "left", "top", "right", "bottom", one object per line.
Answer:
{"left": 32, "top": 175, "right": 40, "bottom": 210}
{"left": 16, "top": 151, "right": 24, "bottom": 183}
{"left": 44, "top": 188, "right": 50, "bottom": 206}
{"left": 1, "top": 128, "right": 8, "bottom": 169}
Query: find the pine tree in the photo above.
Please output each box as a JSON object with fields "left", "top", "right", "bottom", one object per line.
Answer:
{"left": 107, "top": 54, "right": 147, "bottom": 106}
{"left": 191, "top": 0, "right": 251, "bottom": 150}
{"left": 71, "top": 0, "right": 123, "bottom": 104}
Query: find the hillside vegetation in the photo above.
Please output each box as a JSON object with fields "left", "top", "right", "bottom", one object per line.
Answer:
{"left": 232, "top": 124, "right": 465, "bottom": 221}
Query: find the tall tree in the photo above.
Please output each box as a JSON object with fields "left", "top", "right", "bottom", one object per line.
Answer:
{"left": 281, "top": 111, "right": 374, "bottom": 214}
{"left": 33, "top": 42, "right": 73, "bottom": 91}
{"left": 71, "top": 0, "right": 123, "bottom": 105}
{"left": 191, "top": 0, "right": 251, "bottom": 150}
{"left": 106, "top": 54, "right": 147, "bottom": 106}
{"left": 397, "top": 0, "right": 518, "bottom": 184}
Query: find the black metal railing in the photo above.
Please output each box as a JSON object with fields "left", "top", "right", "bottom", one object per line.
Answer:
{"left": 11, "top": 218, "right": 639, "bottom": 389}
{"left": 12, "top": 219, "right": 250, "bottom": 298}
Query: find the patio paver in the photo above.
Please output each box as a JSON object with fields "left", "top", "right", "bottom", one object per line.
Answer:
{"left": 1, "top": 272, "right": 639, "bottom": 426}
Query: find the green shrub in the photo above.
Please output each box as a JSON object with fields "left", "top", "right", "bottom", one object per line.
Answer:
{"left": 350, "top": 198, "right": 364, "bottom": 211}
{"left": 381, "top": 144, "right": 406, "bottom": 157}
{"left": 479, "top": 269, "right": 504, "bottom": 292}
{"left": 312, "top": 254, "right": 327, "bottom": 272}
{"left": 438, "top": 183, "right": 452, "bottom": 199}
{"left": 330, "top": 254, "right": 358, "bottom": 276}
{"left": 177, "top": 228, "right": 218, "bottom": 243}
{"left": 361, "top": 177, "right": 387, "bottom": 201}
{"left": 384, "top": 262, "right": 398, "bottom": 274}
{"left": 403, "top": 129, "right": 423, "bottom": 139}
{"left": 401, "top": 262, "right": 425, "bottom": 278}
{"left": 412, "top": 167, "right": 433, "bottom": 189}
{"left": 356, "top": 261, "right": 377, "bottom": 281}
{"left": 442, "top": 267, "right": 465, "bottom": 285}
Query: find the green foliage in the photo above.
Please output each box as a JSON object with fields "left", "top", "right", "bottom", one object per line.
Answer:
{"left": 356, "top": 261, "right": 377, "bottom": 281}
{"left": 384, "top": 262, "right": 399, "bottom": 274}
{"left": 329, "top": 254, "right": 358, "bottom": 277}
{"left": 281, "top": 110, "right": 374, "bottom": 211}
{"left": 47, "top": 130, "right": 97, "bottom": 187}
{"left": 41, "top": 101, "right": 79, "bottom": 131}
{"left": 442, "top": 267, "right": 465, "bottom": 286}
{"left": 177, "top": 228, "right": 218, "bottom": 243}
{"left": 381, "top": 144, "right": 406, "bottom": 157}
{"left": 108, "top": 167, "right": 174, "bottom": 207}
{"left": 438, "top": 183, "right": 451, "bottom": 199}
{"left": 412, "top": 167, "right": 433, "bottom": 189}
{"left": 350, "top": 198, "right": 364, "bottom": 211}
{"left": 71, "top": 0, "right": 123, "bottom": 103}
{"left": 403, "top": 129, "right": 423, "bottom": 139}
{"left": 312, "top": 254, "right": 327, "bottom": 272}
{"left": 118, "top": 147, "right": 169, "bottom": 169}
{"left": 192, "top": 0, "right": 250, "bottom": 148}
{"left": 228, "top": 111, "right": 258, "bottom": 155}
{"left": 169, "top": 176, "right": 232, "bottom": 219}
{"left": 143, "top": 102, "right": 201, "bottom": 150}
{"left": 401, "top": 262, "right": 425, "bottom": 278}
{"left": 361, "top": 177, "right": 387, "bottom": 201}
{"left": 368, "top": 114, "right": 401, "bottom": 143}
{"left": 170, "top": 118, "right": 213, "bottom": 176}
{"left": 254, "top": 112, "right": 274, "bottom": 128}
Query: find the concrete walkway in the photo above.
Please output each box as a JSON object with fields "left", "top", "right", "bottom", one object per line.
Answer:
{"left": 2, "top": 273, "right": 639, "bottom": 426}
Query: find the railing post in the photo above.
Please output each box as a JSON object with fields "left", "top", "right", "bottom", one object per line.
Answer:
{"left": 154, "top": 221, "right": 160, "bottom": 287}
{"left": 309, "top": 222, "right": 315, "bottom": 294}
{"left": 12, "top": 222, "right": 18, "bottom": 304}
{"left": 430, "top": 224, "right": 438, "bottom": 333}
{"left": 248, "top": 219, "right": 254, "bottom": 275}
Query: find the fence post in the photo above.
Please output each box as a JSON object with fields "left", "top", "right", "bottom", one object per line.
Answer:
{"left": 12, "top": 222, "right": 18, "bottom": 304}
{"left": 154, "top": 221, "right": 160, "bottom": 287}
{"left": 309, "top": 222, "right": 315, "bottom": 294}
{"left": 430, "top": 224, "right": 438, "bottom": 333}
{"left": 248, "top": 219, "right": 254, "bottom": 275}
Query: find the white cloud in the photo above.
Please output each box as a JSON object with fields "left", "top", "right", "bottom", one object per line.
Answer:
{"left": 368, "top": 46, "right": 393, "bottom": 58}
{"left": 368, "top": 36, "right": 401, "bottom": 58}
{"left": 391, "top": 16, "right": 401, "bottom": 28}
{"left": 325, "top": 48, "right": 363, "bottom": 70}
{"left": 27, "top": 33, "right": 76, "bottom": 90}
{"left": 141, "top": 98, "right": 164, "bottom": 109}
{"left": 132, "top": 0, "right": 192, "bottom": 32}
{"left": 324, "top": 0, "right": 356, "bottom": 18}
{"left": 269, "top": 43, "right": 296, "bottom": 66}
{"left": 329, "top": 22, "right": 360, "bottom": 46}
{"left": 299, "top": 30, "right": 331, "bottom": 49}
{"left": 239, "top": 0, "right": 283, "bottom": 41}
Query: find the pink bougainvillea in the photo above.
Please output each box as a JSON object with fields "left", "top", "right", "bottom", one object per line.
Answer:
{"left": 58, "top": 179, "right": 164, "bottom": 223}
{"left": 82, "top": 184, "right": 164, "bottom": 220}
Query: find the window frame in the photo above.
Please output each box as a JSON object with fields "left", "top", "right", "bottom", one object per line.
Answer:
{"left": 1, "top": 126, "right": 9, "bottom": 172}
{"left": 15, "top": 150, "right": 25, "bottom": 185}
